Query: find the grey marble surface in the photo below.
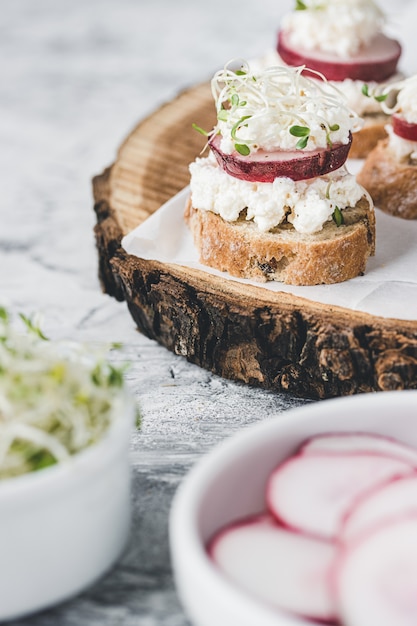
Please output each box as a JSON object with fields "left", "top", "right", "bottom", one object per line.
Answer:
{"left": 0, "top": 0, "right": 414, "bottom": 624}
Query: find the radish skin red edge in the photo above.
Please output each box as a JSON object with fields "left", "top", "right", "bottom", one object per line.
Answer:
{"left": 277, "top": 30, "right": 402, "bottom": 83}
{"left": 299, "top": 432, "right": 417, "bottom": 466}
{"left": 208, "top": 132, "right": 351, "bottom": 183}
{"left": 208, "top": 513, "right": 338, "bottom": 623}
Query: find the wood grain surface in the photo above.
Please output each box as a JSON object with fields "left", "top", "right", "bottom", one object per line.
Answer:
{"left": 92, "top": 81, "right": 417, "bottom": 399}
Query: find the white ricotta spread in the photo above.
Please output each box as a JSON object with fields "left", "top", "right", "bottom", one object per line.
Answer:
{"left": 211, "top": 63, "right": 361, "bottom": 155}
{"left": 387, "top": 126, "right": 417, "bottom": 160}
{"left": 392, "top": 75, "right": 417, "bottom": 123}
{"left": 282, "top": 0, "right": 384, "bottom": 58}
{"left": 189, "top": 154, "right": 366, "bottom": 235}
{"left": 329, "top": 76, "right": 400, "bottom": 117}
{"left": 381, "top": 76, "right": 417, "bottom": 160}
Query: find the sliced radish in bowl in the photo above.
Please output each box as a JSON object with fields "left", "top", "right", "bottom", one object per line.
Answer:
{"left": 199, "top": 425, "right": 417, "bottom": 625}
{"left": 335, "top": 515, "right": 417, "bottom": 626}
{"left": 266, "top": 452, "right": 413, "bottom": 540}
{"left": 209, "top": 513, "right": 337, "bottom": 623}
{"left": 392, "top": 114, "right": 417, "bottom": 142}
{"left": 277, "top": 30, "right": 401, "bottom": 83}
{"left": 300, "top": 432, "right": 417, "bottom": 466}
{"left": 208, "top": 132, "right": 351, "bottom": 183}
{"left": 341, "top": 471, "right": 417, "bottom": 543}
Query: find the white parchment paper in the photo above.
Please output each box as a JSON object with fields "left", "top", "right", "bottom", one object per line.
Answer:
{"left": 122, "top": 160, "right": 417, "bottom": 322}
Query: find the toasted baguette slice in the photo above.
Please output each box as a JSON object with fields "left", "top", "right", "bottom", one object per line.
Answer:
{"left": 185, "top": 196, "right": 375, "bottom": 286}
{"left": 350, "top": 113, "right": 389, "bottom": 159}
{"left": 357, "top": 138, "right": 417, "bottom": 219}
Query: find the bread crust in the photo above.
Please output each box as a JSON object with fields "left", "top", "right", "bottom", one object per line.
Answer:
{"left": 357, "top": 138, "right": 417, "bottom": 219}
{"left": 185, "top": 196, "right": 375, "bottom": 286}
{"left": 350, "top": 113, "right": 388, "bottom": 159}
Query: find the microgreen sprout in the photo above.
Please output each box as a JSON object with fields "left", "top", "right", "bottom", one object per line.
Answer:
{"left": 217, "top": 109, "right": 228, "bottom": 122}
{"left": 324, "top": 123, "right": 340, "bottom": 147}
{"left": 296, "top": 136, "right": 309, "bottom": 149}
{"left": 231, "top": 93, "right": 240, "bottom": 107}
{"left": 362, "top": 76, "right": 417, "bottom": 118}
{"left": 235, "top": 144, "right": 251, "bottom": 156}
{"left": 290, "top": 125, "right": 310, "bottom": 149}
{"left": 231, "top": 115, "right": 252, "bottom": 140}
{"left": 210, "top": 61, "right": 361, "bottom": 156}
{"left": 332, "top": 206, "right": 344, "bottom": 227}
{"left": 19, "top": 312, "right": 48, "bottom": 340}
{"left": 231, "top": 115, "right": 252, "bottom": 155}
{"left": 192, "top": 123, "right": 210, "bottom": 136}
{"left": 295, "top": 0, "right": 325, "bottom": 9}
{"left": 374, "top": 94, "right": 388, "bottom": 102}
{"left": 325, "top": 181, "right": 332, "bottom": 200}
{"left": 0, "top": 310, "right": 139, "bottom": 479}
{"left": 362, "top": 83, "right": 388, "bottom": 102}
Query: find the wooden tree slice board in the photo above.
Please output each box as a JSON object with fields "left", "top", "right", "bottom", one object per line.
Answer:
{"left": 92, "top": 81, "right": 417, "bottom": 399}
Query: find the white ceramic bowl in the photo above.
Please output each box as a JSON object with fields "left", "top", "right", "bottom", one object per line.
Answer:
{"left": 170, "top": 390, "right": 417, "bottom": 626}
{"left": 0, "top": 392, "right": 135, "bottom": 621}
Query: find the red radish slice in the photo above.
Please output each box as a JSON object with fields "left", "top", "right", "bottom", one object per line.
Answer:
{"left": 392, "top": 114, "right": 417, "bottom": 142}
{"left": 335, "top": 515, "right": 417, "bottom": 626}
{"left": 267, "top": 452, "right": 412, "bottom": 540}
{"left": 209, "top": 513, "right": 337, "bottom": 622}
{"left": 300, "top": 433, "right": 417, "bottom": 466}
{"left": 341, "top": 471, "right": 417, "bottom": 543}
{"left": 208, "top": 132, "right": 351, "bottom": 183}
{"left": 277, "top": 30, "right": 401, "bottom": 82}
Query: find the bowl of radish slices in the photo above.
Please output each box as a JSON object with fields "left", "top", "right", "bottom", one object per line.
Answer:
{"left": 170, "top": 390, "right": 417, "bottom": 626}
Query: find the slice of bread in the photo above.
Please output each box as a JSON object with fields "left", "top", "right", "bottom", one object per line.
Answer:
{"left": 357, "top": 138, "right": 417, "bottom": 219}
{"left": 185, "top": 196, "right": 375, "bottom": 286}
{"left": 350, "top": 113, "right": 389, "bottom": 159}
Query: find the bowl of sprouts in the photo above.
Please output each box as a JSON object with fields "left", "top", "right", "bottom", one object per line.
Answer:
{"left": 0, "top": 308, "right": 138, "bottom": 621}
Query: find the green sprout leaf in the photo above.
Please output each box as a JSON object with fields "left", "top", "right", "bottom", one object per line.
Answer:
{"left": 332, "top": 206, "right": 344, "bottom": 227}
{"left": 290, "top": 126, "right": 311, "bottom": 148}
{"left": 295, "top": 0, "right": 307, "bottom": 9}
{"left": 235, "top": 69, "right": 247, "bottom": 76}
{"left": 217, "top": 109, "right": 228, "bottom": 122}
{"left": 107, "top": 364, "right": 125, "bottom": 387}
{"left": 235, "top": 143, "right": 250, "bottom": 156}
{"left": 290, "top": 125, "right": 310, "bottom": 137}
{"left": 296, "top": 136, "right": 309, "bottom": 149}
{"left": 19, "top": 313, "right": 48, "bottom": 341}
{"left": 374, "top": 94, "right": 388, "bottom": 102}
{"left": 361, "top": 84, "right": 387, "bottom": 102}
{"left": 192, "top": 123, "right": 210, "bottom": 136}
{"left": 329, "top": 124, "right": 340, "bottom": 131}
{"left": 231, "top": 93, "right": 240, "bottom": 107}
